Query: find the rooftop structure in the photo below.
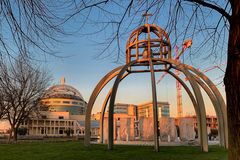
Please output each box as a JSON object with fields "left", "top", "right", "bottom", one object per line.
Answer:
{"left": 42, "top": 77, "right": 87, "bottom": 115}
{"left": 43, "top": 77, "right": 84, "bottom": 101}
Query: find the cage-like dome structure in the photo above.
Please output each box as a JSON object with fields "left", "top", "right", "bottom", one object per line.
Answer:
{"left": 126, "top": 23, "right": 171, "bottom": 64}
{"left": 84, "top": 15, "right": 227, "bottom": 153}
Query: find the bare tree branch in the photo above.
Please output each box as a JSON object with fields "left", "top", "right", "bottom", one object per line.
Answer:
{"left": 185, "top": 0, "right": 231, "bottom": 21}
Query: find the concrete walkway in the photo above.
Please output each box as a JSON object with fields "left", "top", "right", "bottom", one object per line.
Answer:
{"left": 94, "top": 140, "right": 220, "bottom": 146}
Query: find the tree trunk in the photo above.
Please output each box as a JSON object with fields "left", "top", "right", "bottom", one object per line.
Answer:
{"left": 8, "top": 128, "right": 13, "bottom": 143}
{"left": 13, "top": 128, "right": 18, "bottom": 142}
{"left": 224, "top": 1, "right": 240, "bottom": 159}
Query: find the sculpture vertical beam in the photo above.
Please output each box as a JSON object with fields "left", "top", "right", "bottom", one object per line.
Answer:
{"left": 149, "top": 59, "right": 159, "bottom": 152}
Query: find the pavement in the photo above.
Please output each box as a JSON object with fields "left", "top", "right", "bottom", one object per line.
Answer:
{"left": 94, "top": 140, "right": 220, "bottom": 146}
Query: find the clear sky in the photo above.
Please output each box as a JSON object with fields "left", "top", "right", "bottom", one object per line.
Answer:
{"left": 44, "top": 2, "right": 227, "bottom": 117}
{"left": 45, "top": 28, "right": 226, "bottom": 117}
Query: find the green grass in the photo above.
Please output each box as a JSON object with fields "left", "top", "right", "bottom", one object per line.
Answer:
{"left": 0, "top": 141, "right": 227, "bottom": 160}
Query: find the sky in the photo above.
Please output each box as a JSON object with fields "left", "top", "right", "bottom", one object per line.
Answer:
{"left": 45, "top": 26, "right": 226, "bottom": 117}
{"left": 43, "top": 1, "right": 227, "bottom": 117}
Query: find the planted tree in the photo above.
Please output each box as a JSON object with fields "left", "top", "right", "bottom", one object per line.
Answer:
{"left": 0, "top": 56, "right": 51, "bottom": 141}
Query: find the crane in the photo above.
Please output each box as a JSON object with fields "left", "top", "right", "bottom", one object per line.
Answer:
{"left": 157, "top": 40, "right": 225, "bottom": 118}
{"left": 157, "top": 39, "right": 192, "bottom": 118}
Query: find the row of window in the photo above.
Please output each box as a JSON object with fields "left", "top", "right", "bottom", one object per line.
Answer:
{"left": 44, "top": 100, "right": 84, "bottom": 106}
{"left": 49, "top": 106, "right": 86, "bottom": 115}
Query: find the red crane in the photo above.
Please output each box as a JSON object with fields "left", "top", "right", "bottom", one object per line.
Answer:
{"left": 157, "top": 40, "right": 225, "bottom": 118}
{"left": 157, "top": 39, "right": 192, "bottom": 118}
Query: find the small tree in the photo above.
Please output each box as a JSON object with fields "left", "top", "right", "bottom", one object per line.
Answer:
{"left": 0, "top": 56, "right": 51, "bottom": 142}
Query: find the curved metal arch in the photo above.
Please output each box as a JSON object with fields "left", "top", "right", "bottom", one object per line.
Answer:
{"left": 165, "top": 62, "right": 207, "bottom": 152}
{"left": 106, "top": 59, "right": 209, "bottom": 152}
{"left": 84, "top": 66, "right": 124, "bottom": 146}
{"left": 161, "top": 58, "right": 227, "bottom": 148}
{"left": 167, "top": 71, "right": 198, "bottom": 108}
{"left": 169, "top": 61, "right": 227, "bottom": 148}
{"left": 99, "top": 69, "right": 203, "bottom": 147}
{"left": 108, "top": 60, "right": 138, "bottom": 150}
{"left": 192, "top": 74, "right": 225, "bottom": 147}
{"left": 171, "top": 65, "right": 225, "bottom": 148}
{"left": 181, "top": 64, "right": 228, "bottom": 148}
{"left": 99, "top": 73, "right": 130, "bottom": 144}
{"left": 107, "top": 59, "right": 160, "bottom": 151}
{"left": 106, "top": 59, "right": 208, "bottom": 152}
{"left": 167, "top": 71, "right": 202, "bottom": 143}
{"left": 177, "top": 65, "right": 208, "bottom": 152}
{"left": 86, "top": 58, "right": 225, "bottom": 153}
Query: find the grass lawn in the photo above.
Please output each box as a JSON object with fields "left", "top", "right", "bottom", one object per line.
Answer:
{"left": 0, "top": 141, "right": 227, "bottom": 160}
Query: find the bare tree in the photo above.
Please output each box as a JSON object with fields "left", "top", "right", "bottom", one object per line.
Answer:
{"left": 0, "top": 56, "right": 51, "bottom": 142}
{"left": 64, "top": 0, "right": 239, "bottom": 159}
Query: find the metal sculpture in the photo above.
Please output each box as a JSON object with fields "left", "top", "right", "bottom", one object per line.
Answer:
{"left": 84, "top": 15, "right": 227, "bottom": 152}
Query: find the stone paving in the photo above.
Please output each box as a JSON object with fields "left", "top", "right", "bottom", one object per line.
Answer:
{"left": 112, "top": 140, "right": 220, "bottom": 146}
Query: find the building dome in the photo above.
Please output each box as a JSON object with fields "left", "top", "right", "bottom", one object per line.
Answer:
{"left": 42, "top": 77, "right": 86, "bottom": 115}
{"left": 44, "top": 84, "right": 84, "bottom": 101}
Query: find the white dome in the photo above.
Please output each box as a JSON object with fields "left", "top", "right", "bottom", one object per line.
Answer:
{"left": 43, "top": 77, "right": 84, "bottom": 101}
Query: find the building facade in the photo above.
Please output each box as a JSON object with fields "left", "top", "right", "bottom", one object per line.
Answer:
{"left": 138, "top": 101, "right": 170, "bottom": 118}
{"left": 41, "top": 77, "right": 87, "bottom": 115}
{"left": 185, "top": 115, "right": 218, "bottom": 130}
{"left": 20, "top": 77, "right": 99, "bottom": 138}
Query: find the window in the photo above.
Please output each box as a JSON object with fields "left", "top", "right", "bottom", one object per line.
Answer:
{"left": 42, "top": 115, "right": 47, "bottom": 119}
{"left": 59, "top": 116, "right": 64, "bottom": 119}
{"left": 59, "top": 130, "right": 64, "bottom": 134}
{"left": 63, "top": 101, "right": 70, "bottom": 104}
{"left": 53, "top": 101, "right": 61, "bottom": 103}
{"left": 72, "top": 101, "right": 78, "bottom": 105}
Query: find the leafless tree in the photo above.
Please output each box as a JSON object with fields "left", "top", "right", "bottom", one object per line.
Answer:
{"left": 0, "top": 56, "right": 51, "bottom": 142}
{"left": 64, "top": 0, "right": 239, "bottom": 159}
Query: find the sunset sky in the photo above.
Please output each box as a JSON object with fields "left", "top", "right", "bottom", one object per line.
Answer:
{"left": 43, "top": 5, "right": 227, "bottom": 117}
{"left": 45, "top": 28, "right": 226, "bottom": 117}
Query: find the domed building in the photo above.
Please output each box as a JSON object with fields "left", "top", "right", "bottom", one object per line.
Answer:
{"left": 18, "top": 77, "right": 101, "bottom": 138}
{"left": 42, "top": 77, "right": 87, "bottom": 115}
